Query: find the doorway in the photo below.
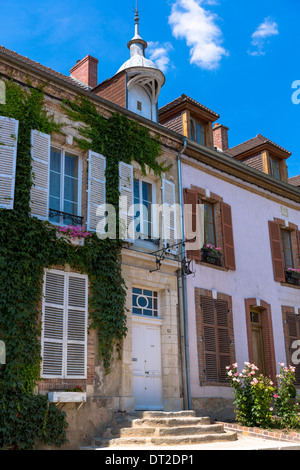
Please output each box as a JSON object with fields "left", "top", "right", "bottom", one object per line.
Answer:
{"left": 250, "top": 308, "right": 266, "bottom": 375}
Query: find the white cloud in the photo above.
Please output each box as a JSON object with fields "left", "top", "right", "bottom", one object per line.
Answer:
{"left": 249, "top": 17, "right": 279, "bottom": 56}
{"left": 168, "top": 0, "right": 228, "bottom": 70}
{"left": 147, "top": 41, "right": 173, "bottom": 73}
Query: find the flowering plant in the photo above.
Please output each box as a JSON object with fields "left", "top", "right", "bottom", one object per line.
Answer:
{"left": 273, "top": 363, "right": 300, "bottom": 428}
{"left": 287, "top": 268, "right": 300, "bottom": 273}
{"left": 202, "top": 243, "right": 222, "bottom": 257}
{"left": 227, "top": 362, "right": 300, "bottom": 429}
{"left": 226, "top": 362, "right": 274, "bottom": 427}
{"left": 58, "top": 225, "right": 92, "bottom": 240}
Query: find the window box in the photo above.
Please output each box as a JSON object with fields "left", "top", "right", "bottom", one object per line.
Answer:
{"left": 201, "top": 246, "right": 222, "bottom": 266}
{"left": 285, "top": 270, "right": 300, "bottom": 286}
{"left": 56, "top": 226, "right": 92, "bottom": 246}
{"left": 48, "top": 391, "right": 87, "bottom": 403}
{"left": 56, "top": 232, "right": 85, "bottom": 246}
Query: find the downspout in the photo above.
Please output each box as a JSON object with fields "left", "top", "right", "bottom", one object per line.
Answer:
{"left": 177, "top": 138, "right": 192, "bottom": 410}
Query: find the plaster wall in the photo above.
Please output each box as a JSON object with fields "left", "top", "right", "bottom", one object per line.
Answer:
{"left": 182, "top": 157, "right": 300, "bottom": 402}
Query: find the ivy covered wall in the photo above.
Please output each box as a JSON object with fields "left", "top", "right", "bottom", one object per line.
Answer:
{"left": 0, "top": 80, "right": 167, "bottom": 449}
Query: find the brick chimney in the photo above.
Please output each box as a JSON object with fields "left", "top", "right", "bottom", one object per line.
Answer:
{"left": 213, "top": 123, "right": 229, "bottom": 152}
{"left": 70, "top": 55, "right": 98, "bottom": 88}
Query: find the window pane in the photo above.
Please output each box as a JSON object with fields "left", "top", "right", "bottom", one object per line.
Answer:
{"left": 50, "top": 148, "right": 61, "bottom": 173}
{"left": 204, "top": 203, "right": 216, "bottom": 245}
{"left": 64, "top": 200, "right": 78, "bottom": 218}
{"left": 65, "top": 154, "right": 78, "bottom": 178}
{"left": 50, "top": 172, "right": 61, "bottom": 199}
{"left": 196, "top": 123, "right": 205, "bottom": 145}
{"left": 281, "top": 230, "right": 293, "bottom": 269}
{"left": 132, "top": 288, "right": 158, "bottom": 317}
{"left": 64, "top": 175, "right": 78, "bottom": 204}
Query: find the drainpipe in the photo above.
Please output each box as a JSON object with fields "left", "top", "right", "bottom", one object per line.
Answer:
{"left": 177, "top": 138, "right": 192, "bottom": 411}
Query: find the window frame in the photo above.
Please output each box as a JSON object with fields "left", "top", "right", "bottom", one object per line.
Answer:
{"left": 49, "top": 146, "right": 82, "bottom": 227}
{"left": 132, "top": 287, "right": 159, "bottom": 319}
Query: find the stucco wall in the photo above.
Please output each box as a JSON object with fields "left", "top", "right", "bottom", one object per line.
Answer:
{"left": 182, "top": 156, "right": 300, "bottom": 404}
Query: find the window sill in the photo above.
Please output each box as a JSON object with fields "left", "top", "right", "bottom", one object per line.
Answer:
{"left": 195, "top": 260, "right": 228, "bottom": 272}
{"left": 48, "top": 391, "right": 87, "bottom": 403}
{"left": 280, "top": 282, "right": 300, "bottom": 290}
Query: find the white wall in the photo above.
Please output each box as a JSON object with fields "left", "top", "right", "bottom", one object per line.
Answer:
{"left": 182, "top": 158, "right": 300, "bottom": 399}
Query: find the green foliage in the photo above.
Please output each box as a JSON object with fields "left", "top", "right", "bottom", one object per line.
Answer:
{"left": 0, "top": 388, "right": 68, "bottom": 450}
{"left": 227, "top": 362, "right": 300, "bottom": 430}
{"left": 0, "top": 81, "right": 164, "bottom": 448}
{"left": 274, "top": 364, "right": 300, "bottom": 429}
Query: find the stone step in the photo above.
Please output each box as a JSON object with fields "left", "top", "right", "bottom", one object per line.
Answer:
{"left": 103, "top": 423, "right": 225, "bottom": 438}
{"left": 125, "top": 417, "right": 212, "bottom": 428}
{"left": 91, "top": 431, "right": 238, "bottom": 448}
{"left": 129, "top": 410, "right": 197, "bottom": 419}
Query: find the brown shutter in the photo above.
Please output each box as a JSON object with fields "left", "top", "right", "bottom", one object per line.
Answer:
{"left": 202, "top": 297, "right": 231, "bottom": 383}
{"left": 183, "top": 188, "right": 201, "bottom": 261}
{"left": 216, "top": 300, "right": 231, "bottom": 383}
{"left": 220, "top": 201, "right": 236, "bottom": 270}
{"left": 268, "top": 221, "right": 285, "bottom": 282}
{"left": 202, "top": 297, "right": 218, "bottom": 381}
{"left": 297, "top": 231, "right": 300, "bottom": 267}
{"left": 286, "top": 313, "right": 300, "bottom": 385}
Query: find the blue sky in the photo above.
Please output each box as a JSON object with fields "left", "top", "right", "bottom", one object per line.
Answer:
{"left": 1, "top": 0, "right": 300, "bottom": 177}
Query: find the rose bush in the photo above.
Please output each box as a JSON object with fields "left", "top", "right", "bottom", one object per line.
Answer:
{"left": 227, "top": 362, "right": 300, "bottom": 429}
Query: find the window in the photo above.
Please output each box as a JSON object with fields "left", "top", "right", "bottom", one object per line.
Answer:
{"left": 269, "top": 157, "right": 280, "bottom": 180}
{"left": 202, "top": 201, "right": 216, "bottom": 246}
{"left": 49, "top": 147, "right": 81, "bottom": 226}
{"left": 132, "top": 288, "right": 158, "bottom": 317}
{"left": 281, "top": 229, "right": 294, "bottom": 269}
{"left": 137, "top": 101, "right": 142, "bottom": 111}
{"left": 134, "top": 178, "right": 155, "bottom": 240}
{"left": 190, "top": 118, "right": 205, "bottom": 146}
{"left": 41, "top": 270, "right": 88, "bottom": 379}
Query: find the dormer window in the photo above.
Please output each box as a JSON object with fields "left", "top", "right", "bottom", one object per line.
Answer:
{"left": 190, "top": 117, "right": 205, "bottom": 146}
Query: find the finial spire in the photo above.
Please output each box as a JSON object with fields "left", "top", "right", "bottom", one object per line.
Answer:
{"left": 134, "top": 1, "right": 140, "bottom": 37}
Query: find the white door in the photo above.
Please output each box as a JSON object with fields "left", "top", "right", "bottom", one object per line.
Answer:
{"left": 132, "top": 321, "right": 163, "bottom": 410}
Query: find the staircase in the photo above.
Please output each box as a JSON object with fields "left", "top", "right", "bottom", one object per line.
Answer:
{"left": 81, "top": 411, "right": 237, "bottom": 449}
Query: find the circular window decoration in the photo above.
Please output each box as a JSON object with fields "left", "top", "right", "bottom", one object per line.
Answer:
{"left": 137, "top": 295, "right": 148, "bottom": 309}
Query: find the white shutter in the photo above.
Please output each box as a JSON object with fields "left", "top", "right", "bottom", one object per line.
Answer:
{"left": 0, "top": 116, "right": 19, "bottom": 210}
{"left": 30, "top": 130, "right": 50, "bottom": 221}
{"left": 41, "top": 270, "right": 88, "bottom": 379}
{"left": 41, "top": 271, "right": 65, "bottom": 378}
{"left": 119, "top": 161, "right": 134, "bottom": 241}
{"left": 66, "top": 275, "right": 88, "bottom": 378}
{"left": 87, "top": 150, "right": 106, "bottom": 233}
{"left": 162, "top": 178, "right": 178, "bottom": 254}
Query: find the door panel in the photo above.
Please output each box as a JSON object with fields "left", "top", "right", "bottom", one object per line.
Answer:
{"left": 132, "top": 321, "right": 163, "bottom": 410}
